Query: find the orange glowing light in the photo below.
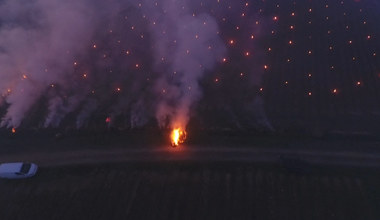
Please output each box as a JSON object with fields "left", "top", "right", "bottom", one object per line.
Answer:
{"left": 105, "top": 117, "right": 111, "bottom": 123}
{"left": 171, "top": 128, "right": 186, "bottom": 147}
{"left": 11, "top": 128, "right": 16, "bottom": 133}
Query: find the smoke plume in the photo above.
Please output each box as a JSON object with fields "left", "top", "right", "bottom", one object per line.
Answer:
{"left": 0, "top": 0, "right": 269, "bottom": 131}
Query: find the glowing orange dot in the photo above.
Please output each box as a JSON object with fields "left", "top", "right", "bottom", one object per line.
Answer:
{"left": 259, "top": 87, "right": 263, "bottom": 92}
{"left": 93, "top": 44, "right": 97, "bottom": 49}
{"left": 229, "top": 40, "right": 235, "bottom": 45}
{"left": 273, "top": 16, "right": 278, "bottom": 21}
{"left": 356, "top": 81, "right": 362, "bottom": 86}
{"left": 289, "top": 40, "right": 293, "bottom": 45}
{"left": 245, "top": 52, "right": 250, "bottom": 56}
{"left": 291, "top": 12, "right": 295, "bottom": 16}
{"left": 135, "top": 64, "right": 140, "bottom": 68}
{"left": 11, "top": 128, "right": 16, "bottom": 134}
{"left": 250, "top": 35, "right": 255, "bottom": 39}
{"left": 215, "top": 78, "right": 219, "bottom": 82}
{"left": 222, "top": 58, "right": 227, "bottom": 62}
{"left": 332, "top": 89, "right": 337, "bottom": 94}
{"left": 308, "top": 92, "right": 312, "bottom": 96}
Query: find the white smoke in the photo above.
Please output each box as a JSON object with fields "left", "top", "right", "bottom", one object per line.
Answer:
{"left": 0, "top": 0, "right": 269, "bottom": 131}
{"left": 139, "top": 0, "right": 226, "bottom": 130}
{"left": 0, "top": 0, "right": 98, "bottom": 128}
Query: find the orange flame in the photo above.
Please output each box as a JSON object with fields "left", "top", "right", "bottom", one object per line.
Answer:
{"left": 11, "top": 128, "right": 16, "bottom": 134}
{"left": 170, "top": 128, "right": 186, "bottom": 147}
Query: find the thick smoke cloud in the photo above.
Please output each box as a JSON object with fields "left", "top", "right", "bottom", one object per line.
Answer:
{"left": 0, "top": 0, "right": 99, "bottom": 128}
{"left": 0, "top": 0, "right": 270, "bottom": 130}
{"left": 139, "top": 0, "right": 226, "bottom": 130}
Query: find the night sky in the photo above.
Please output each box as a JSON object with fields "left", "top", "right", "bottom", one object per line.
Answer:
{"left": 0, "top": 0, "right": 379, "bottom": 133}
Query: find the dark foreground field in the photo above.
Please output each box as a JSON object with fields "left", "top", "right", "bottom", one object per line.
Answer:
{"left": 1, "top": 161, "right": 379, "bottom": 220}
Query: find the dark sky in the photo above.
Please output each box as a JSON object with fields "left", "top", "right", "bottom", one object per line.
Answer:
{"left": 0, "top": 0, "right": 379, "bottom": 133}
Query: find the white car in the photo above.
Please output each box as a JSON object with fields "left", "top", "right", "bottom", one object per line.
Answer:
{"left": 0, "top": 162, "right": 38, "bottom": 179}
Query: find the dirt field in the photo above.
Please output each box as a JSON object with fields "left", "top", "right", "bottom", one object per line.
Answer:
{"left": 0, "top": 161, "right": 379, "bottom": 220}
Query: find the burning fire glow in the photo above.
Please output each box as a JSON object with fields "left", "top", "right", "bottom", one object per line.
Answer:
{"left": 170, "top": 128, "right": 186, "bottom": 147}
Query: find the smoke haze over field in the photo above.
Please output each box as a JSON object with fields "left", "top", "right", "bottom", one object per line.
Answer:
{"left": 0, "top": 0, "right": 269, "bottom": 130}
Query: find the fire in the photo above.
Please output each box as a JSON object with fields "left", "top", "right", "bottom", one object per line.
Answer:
{"left": 11, "top": 128, "right": 16, "bottom": 134}
{"left": 170, "top": 128, "right": 186, "bottom": 147}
